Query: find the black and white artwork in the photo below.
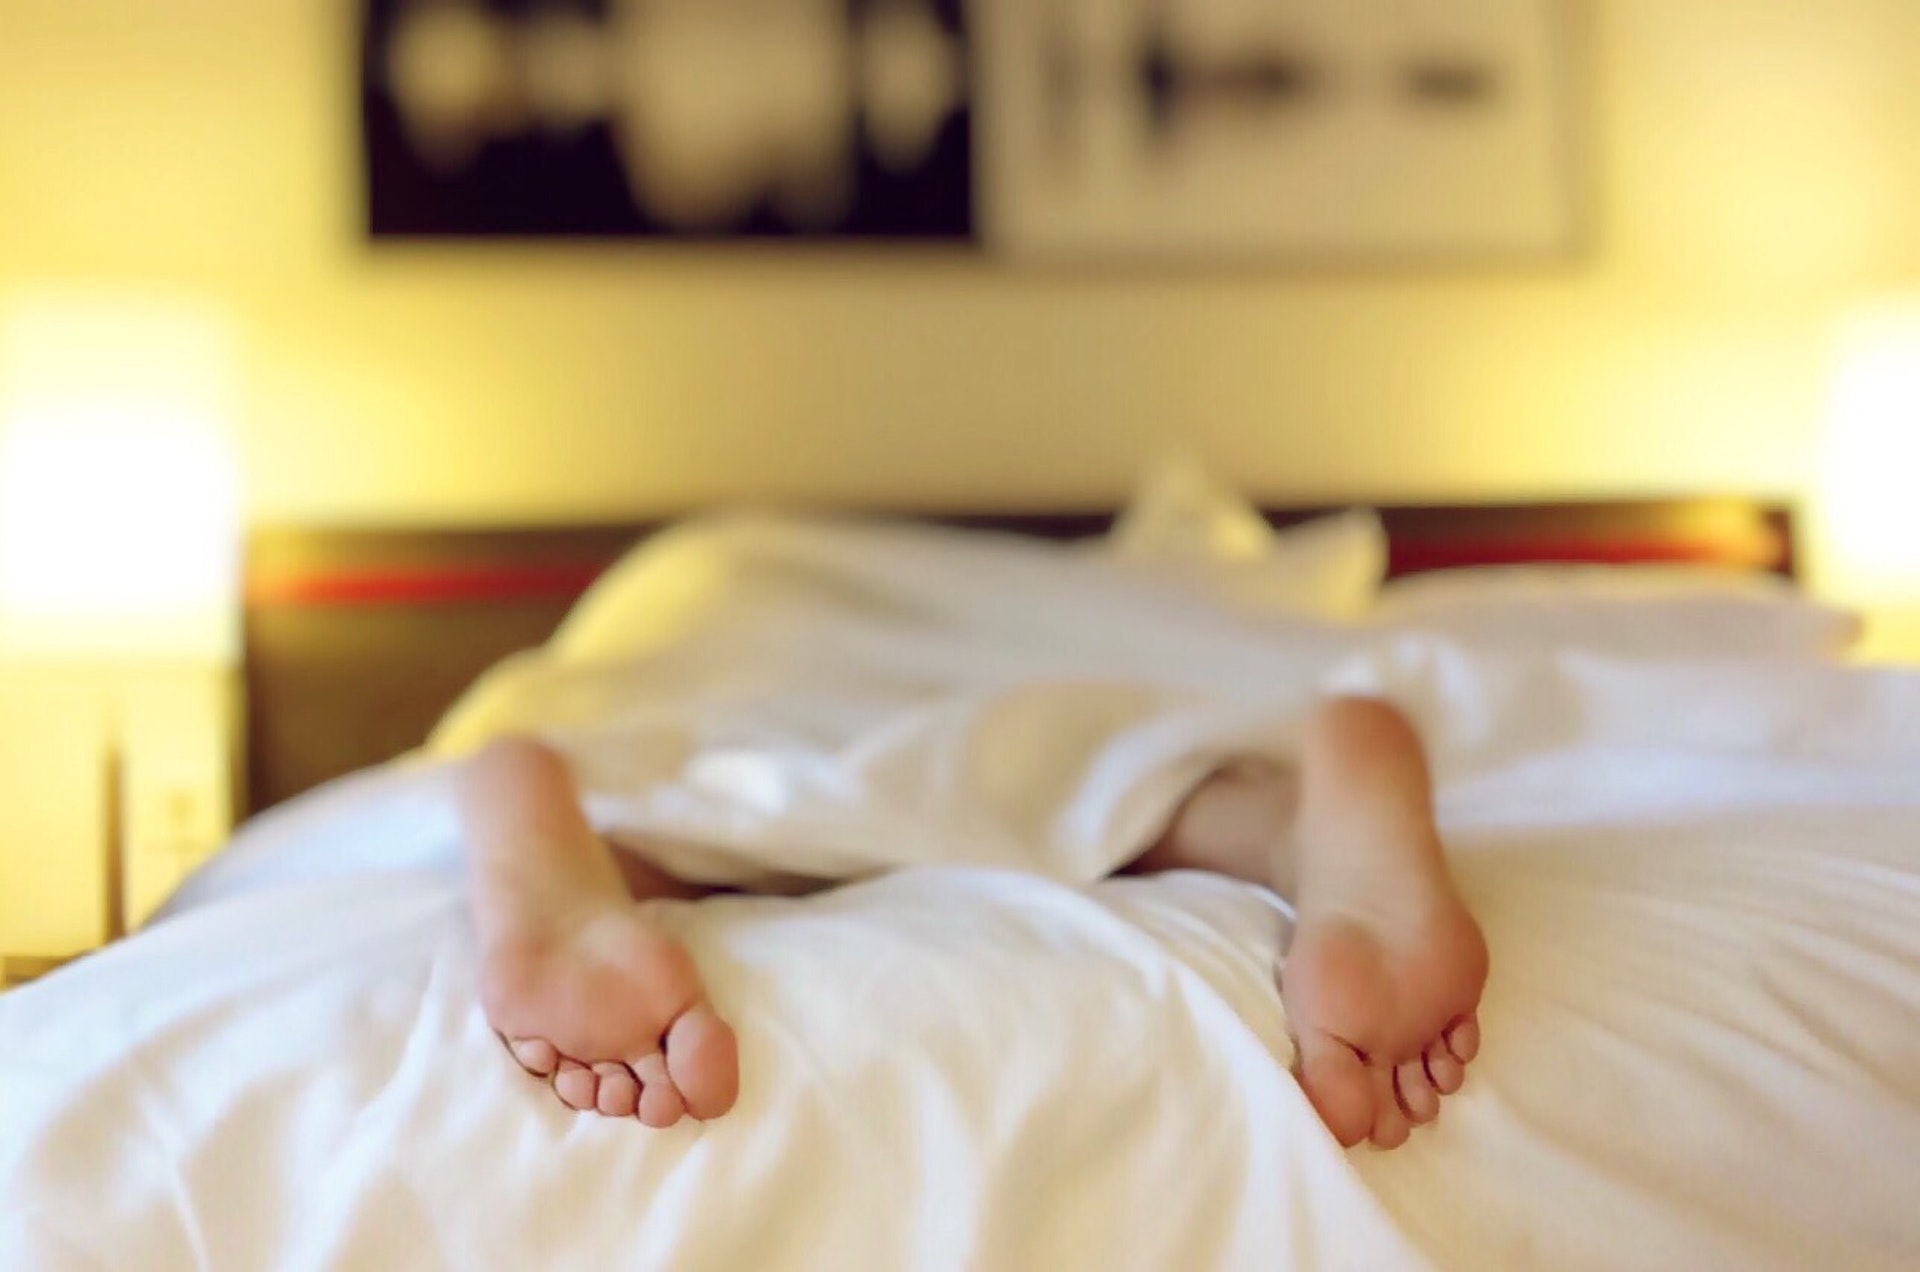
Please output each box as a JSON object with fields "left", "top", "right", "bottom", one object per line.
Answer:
{"left": 362, "top": 0, "right": 1578, "bottom": 261}
{"left": 363, "top": 0, "right": 975, "bottom": 240}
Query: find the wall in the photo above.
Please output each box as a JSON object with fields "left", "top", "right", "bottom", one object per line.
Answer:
{"left": 1, "top": 0, "right": 1918, "bottom": 526}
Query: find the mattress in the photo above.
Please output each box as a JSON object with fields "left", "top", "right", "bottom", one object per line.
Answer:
{"left": 3, "top": 518, "right": 1918, "bottom": 1270}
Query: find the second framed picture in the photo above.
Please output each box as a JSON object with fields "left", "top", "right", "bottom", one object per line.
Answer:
{"left": 363, "top": 0, "right": 1581, "bottom": 264}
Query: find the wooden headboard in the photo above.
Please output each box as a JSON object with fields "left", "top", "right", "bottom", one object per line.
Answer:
{"left": 243, "top": 498, "right": 1795, "bottom": 817}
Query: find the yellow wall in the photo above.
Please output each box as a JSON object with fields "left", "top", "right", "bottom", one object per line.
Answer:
{"left": 2, "top": 0, "right": 1918, "bottom": 525}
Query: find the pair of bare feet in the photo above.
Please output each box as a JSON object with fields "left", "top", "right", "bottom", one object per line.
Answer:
{"left": 462, "top": 702, "right": 1488, "bottom": 1150}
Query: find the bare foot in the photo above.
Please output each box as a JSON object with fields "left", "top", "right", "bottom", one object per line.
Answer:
{"left": 481, "top": 893, "right": 739, "bottom": 1126}
{"left": 1259, "top": 697, "right": 1490, "bottom": 1149}
{"left": 458, "top": 738, "right": 739, "bottom": 1126}
{"left": 1282, "top": 825, "right": 1488, "bottom": 1149}
{"left": 1125, "top": 699, "right": 1488, "bottom": 1149}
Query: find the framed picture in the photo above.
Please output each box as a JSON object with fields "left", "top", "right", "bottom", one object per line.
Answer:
{"left": 361, "top": 0, "right": 1580, "bottom": 263}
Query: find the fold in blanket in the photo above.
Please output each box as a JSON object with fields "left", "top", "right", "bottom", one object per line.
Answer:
{"left": 416, "top": 513, "right": 1359, "bottom": 888}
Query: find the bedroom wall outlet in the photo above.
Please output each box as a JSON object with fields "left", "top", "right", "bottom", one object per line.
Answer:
{"left": 119, "top": 665, "right": 238, "bottom": 931}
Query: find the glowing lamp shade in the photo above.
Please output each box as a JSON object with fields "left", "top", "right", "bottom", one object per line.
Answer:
{"left": 1812, "top": 309, "right": 1920, "bottom": 614}
{"left": 0, "top": 297, "right": 241, "bottom": 662}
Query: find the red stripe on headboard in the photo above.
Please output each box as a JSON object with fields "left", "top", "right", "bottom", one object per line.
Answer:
{"left": 249, "top": 563, "right": 609, "bottom": 607}
{"left": 248, "top": 534, "right": 1778, "bottom": 610}
{"left": 1388, "top": 535, "right": 1781, "bottom": 575}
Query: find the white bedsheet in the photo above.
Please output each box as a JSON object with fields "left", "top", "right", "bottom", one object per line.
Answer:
{"left": 5, "top": 523, "right": 1920, "bottom": 1269}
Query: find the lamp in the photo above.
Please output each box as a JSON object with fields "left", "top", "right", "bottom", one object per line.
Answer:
{"left": 0, "top": 293, "right": 242, "bottom": 942}
{"left": 1814, "top": 301, "right": 1920, "bottom": 661}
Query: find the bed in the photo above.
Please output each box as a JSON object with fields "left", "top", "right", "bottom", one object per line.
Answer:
{"left": 4, "top": 488, "right": 1917, "bottom": 1271}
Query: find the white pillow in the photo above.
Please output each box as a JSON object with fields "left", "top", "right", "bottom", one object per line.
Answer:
{"left": 1373, "top": 565, "right": 1862, "bottom": 659}
{"left": 1107, "top": 454, "right": 1282, "bottom": 564}
{"left": 545, "top": 506, "right": 1355, "bottom": 676}
{"left": 553, "top": 473, "right": 1381, "bottom": 670}
{"left": 1106, "top": 456, "right": 1386, "bottom": 621}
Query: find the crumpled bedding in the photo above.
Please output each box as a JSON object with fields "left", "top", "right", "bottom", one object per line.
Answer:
{"left": 5, "top": 517, "right": 1919, "bottom": 1270}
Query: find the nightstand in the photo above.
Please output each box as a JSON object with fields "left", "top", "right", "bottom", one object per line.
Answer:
{"left": 0, "top": 663, "right": 238, "bottom": 962}
{"left": 0, "top": 670, "right": 110, "bottom": 961}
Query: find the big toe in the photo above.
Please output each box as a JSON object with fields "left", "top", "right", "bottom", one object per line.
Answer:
{"left": 666, "top": 1001, "right": 740, "bottom": 1121}
{"left": 1295, "top": 1032, "right": 1375, "bottom": 1149}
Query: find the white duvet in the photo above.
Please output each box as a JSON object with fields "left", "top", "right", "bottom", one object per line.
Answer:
{"left": 4, "top": 516, "right": 1920, "bottom": 1271}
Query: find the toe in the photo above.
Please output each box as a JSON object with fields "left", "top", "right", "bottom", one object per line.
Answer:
{"left": 1395, "top": 1059, "right": 1441, "bottom": 1125}
{"left": 594, "top": 1063, "right": 641, "bottom": 1118}
{"left": 1294, "top": 1031, "right": 1375, "bottom": 1149}
{"left": 665, "top": 1001, "right": 740, "bottom": 1121}
{"left": 1368, "top": 1066, "right": 1411, "bottom": 1149}
{"left": 1445, "top": 1014, "right": 1482, "bottom": 1065}
{"left": 505, "top": 1036, "right": 560, "bottom": 1079}
{"left": 634, "top": 1054, "right": 689, "bottom": 1129}
{"left": 1424, "top": 1041, "right": 1465, "bottom": 1095}
{"left": 553, "top": 1059, "right": 599, "bottom": 1112}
